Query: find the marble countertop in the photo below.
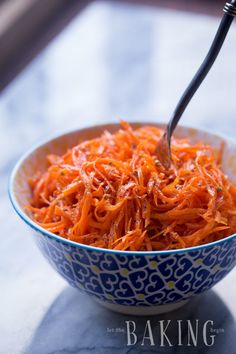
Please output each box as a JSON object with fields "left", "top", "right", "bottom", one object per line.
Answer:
{"left": 1, "top": 2, "right": 236, "bottom": 353}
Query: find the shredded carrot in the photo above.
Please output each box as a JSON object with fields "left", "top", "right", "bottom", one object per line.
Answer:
{"left": 27, "top": 122, "right": 236, "bottom": 251}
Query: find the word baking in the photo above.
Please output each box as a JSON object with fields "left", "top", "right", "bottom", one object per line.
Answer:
{"left": 125, "top": 319, "right": 223, "bottom": 347}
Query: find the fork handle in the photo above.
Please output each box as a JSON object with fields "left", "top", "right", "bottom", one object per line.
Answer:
{"left": 167, "top": 0, "right": 236, "bottom": 140}
{"left": 224, "top": 0, "right": 236, "bottom": 16}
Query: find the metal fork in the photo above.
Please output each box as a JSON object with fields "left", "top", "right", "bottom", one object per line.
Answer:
{"left": 157, "top": 0, "right": 236, "bottom": 169}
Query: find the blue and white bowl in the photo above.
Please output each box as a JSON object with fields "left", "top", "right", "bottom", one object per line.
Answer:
{"left": 9, "top": 123, "right": 236, "bottom": 315}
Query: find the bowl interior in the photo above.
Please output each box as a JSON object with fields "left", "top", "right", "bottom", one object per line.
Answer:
{"left": 11, "top": 122, "right": 236, "bottom": 229}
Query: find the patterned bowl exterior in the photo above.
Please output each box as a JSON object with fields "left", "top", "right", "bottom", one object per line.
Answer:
{"left": 9, "top": 123, "right": 236, "bottom": 308}
{"left": 33, "top": 230, "right": 236, "bottom": 307}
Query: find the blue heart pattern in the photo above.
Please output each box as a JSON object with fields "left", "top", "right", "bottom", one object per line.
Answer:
{"left": 34, "top": 232, "right": 236, "bottom": 306}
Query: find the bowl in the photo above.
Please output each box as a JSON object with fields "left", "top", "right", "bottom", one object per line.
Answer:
{"left": 9, "top": 123, "right": 236, "bottom": 315}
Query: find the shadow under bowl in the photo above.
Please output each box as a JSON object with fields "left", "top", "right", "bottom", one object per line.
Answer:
{"left": 9, "top": 123, "right": 236, "bottom": 315}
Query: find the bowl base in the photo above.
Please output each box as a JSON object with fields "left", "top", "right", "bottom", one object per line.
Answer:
{"left": 95, "top": 299, "right": 189, "bottom": 316}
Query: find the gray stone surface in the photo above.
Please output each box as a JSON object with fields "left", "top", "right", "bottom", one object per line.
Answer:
{"left": 0, "top": 1, "right": 236, "bottom": 353}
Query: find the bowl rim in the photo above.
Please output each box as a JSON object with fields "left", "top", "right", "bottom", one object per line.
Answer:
{"left": 9, "top": 122, "right": 236, "bottom": 256}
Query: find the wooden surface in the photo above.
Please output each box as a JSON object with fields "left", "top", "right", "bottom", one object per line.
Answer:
{"left": 118, "top": 0, "right": 226, "bottom": 16}
{"left": 1, "top": 1, "right": 236, "bottom": 353}
{"left": 0, "top": 0, "right": 91, "bottom": 91}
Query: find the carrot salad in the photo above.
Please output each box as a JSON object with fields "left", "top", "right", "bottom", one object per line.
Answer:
{"left": 28, "top": 122, "right": 236, "bottom": 251}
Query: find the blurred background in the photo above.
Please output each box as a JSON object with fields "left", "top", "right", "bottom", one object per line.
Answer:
{"left": 1, "top": 0, "right": 235, "bottom": 173}
{"left": 1, "top": 0, "right": 236, "bottom": 180}
{"left": 1, "top": 1, "right": 236, "bottom": 353}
